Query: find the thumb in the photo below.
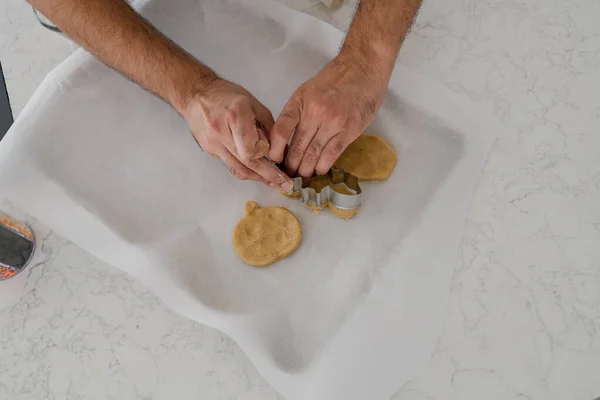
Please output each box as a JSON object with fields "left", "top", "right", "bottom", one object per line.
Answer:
{"left": 252, "top": 102, "right": 274, "bottom": 158}
{"left": 269, "top": 98, "right": 301, "bottom": 163}
{"left": 230, "top": 102, "right": 268, "bottom": 161}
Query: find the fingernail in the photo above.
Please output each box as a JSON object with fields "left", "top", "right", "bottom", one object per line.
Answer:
{"left": 281, "top": 181, "right": 293, "bottom": 191}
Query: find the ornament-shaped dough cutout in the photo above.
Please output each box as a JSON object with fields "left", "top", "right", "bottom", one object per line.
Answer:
{"left": 233, "top": 201, "right": 302, "bottom": 267}
{"left": 303, "top": 175, "right": 361, "bottom": 219}
{"left": 334, "top": 135, "right": 397, "bottom": 181}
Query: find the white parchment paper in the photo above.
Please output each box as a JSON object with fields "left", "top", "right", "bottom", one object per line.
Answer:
{"left": 0, "top": 0, "right": 501, "bottom": 398}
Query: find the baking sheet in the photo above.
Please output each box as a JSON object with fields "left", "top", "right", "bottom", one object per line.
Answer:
{"left": 0, "top": 0, "right": 500, "bottom": 398}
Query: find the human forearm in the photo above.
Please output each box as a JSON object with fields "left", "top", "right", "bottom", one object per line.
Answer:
{"left": 28, "top": 0, "right": 292, "bottom": 189}
{"left": 270, "top": 0, "right": 422, "bottom": 176}
{"left": 28, "top": 0, "right": 217, "bottom": 114}
{"left": 339, "top": 0, "right": 422, "bottom": 80}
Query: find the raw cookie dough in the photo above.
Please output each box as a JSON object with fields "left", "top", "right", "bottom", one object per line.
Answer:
{"left": 279, "top": 173, "right": 361, "bottom": 219}
{"left": 332, "top": 183, "right": 354, "bottom": 195}
{"left": 328, "top": 205, "right": 360, "bottom": 220}
{"left": 280, "top": 190, "right": 301, "bottom": 199}
{"left": 307, "top": 174, "right": 332, "bottom": 193}
{"left": 304, "top": 178, "right": 360, "bottom": 219}
{"left": 304, "top": 201, "right": 360, "bottom": 219}
{"left": 233, "top": 201, "right": 302, "bottom": 267}
{"left": 334, "top": 135, "right": 398, "bottom": 181}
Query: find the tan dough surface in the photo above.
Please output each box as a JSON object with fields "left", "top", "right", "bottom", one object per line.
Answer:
{"left": 280, "top": 176, "right": 361, "bottom": 218}
{"left": 307, "top": 175, "right": 332, "bottom": 192}
{"left": 331, "top": 183, "right": 355, "bottom": 195}
{"left": 233, "top": 201, "right": 302, "bottom": 267}
{"left": 280, "top": 190, "right": 301, "bottom": 198}
{"left": 304, "top": 202, "right": 360, "bottom": 219}
{"left": 334, "top": 135, "right": 398, "bottom": 181}
{"left": 328, "top": 205, "right": 361, "bottom": 220}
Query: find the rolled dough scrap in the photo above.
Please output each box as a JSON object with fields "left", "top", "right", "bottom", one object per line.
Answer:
{"left": 280, "top": 190, "right": 301, "bottom": 199}
{"left": 334, "top": 135, "right": 398, "bottom": 181}
{"left": 233, "top": 201, "right": 302, "bottom": 267}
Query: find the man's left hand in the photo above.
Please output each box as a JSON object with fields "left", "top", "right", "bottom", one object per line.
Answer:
{"left": 268, "top": 56, "right": 387, "bottom": 177}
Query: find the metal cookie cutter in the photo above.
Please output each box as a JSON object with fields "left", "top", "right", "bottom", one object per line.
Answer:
{"left": 285, "top": 168, "right": 362, "bottom": 211}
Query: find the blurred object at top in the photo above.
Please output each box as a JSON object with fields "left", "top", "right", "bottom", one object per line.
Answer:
{"left": 321, "top": 0, "right": 344, "bottom": 10}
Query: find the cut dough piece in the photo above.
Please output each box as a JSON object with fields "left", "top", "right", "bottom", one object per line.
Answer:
{"left": 303, "top": 202, "right": 360, "bottom": 219}
{"left": 328, "top": 205, "right": 360, "bottom": 219}
{"left": 280, "top": 190, "right": 301, "bottom": 199}
{"left": 334, "top": 135, "right": 397, "bottom": 181}
{"left": 303, "top": 180, "right": 361, "bottom": 219}
{"left": 307, "top": 175, "right": 332, "bottom": 192}
{"left": 279, "top": 173, "right": 362, "bottom": 219}
{"left": 233, "top": 201, "right": 302, "bottom": 267}
{"left": 332, "top": 183, "right": 354, "bottom": 195}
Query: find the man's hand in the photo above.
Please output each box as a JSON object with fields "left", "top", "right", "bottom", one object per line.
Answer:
{"left": 28, "top": 0, "right": 293, "bottom": 190}
{"left": 269, "top": 56, "right": 387, "bottom": 177}
{"left": 269, "top": 0, "right": 422, "bottom": 178}
{"left": 184, "top": 79, "right": 293, "bottom": 190}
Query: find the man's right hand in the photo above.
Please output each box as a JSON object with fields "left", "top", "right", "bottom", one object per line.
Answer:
{"left": 27, "top": 0, "right": 293, "bottom": 190}
{"left": 183, "top": 79, "right": 293, "bottom": 191}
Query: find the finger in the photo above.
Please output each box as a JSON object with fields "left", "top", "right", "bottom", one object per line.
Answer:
{"left": 254, "top": 121, "right": 270, "bottom": 157}
{"left": 269, "top": 98, "right": 301, "bottom": 163}
{"left": 297, "top": 127, "right": 340, "bottom": 177}
{"left": 219, "top": 147, "right": 267, "bottom": 184}
{"left": 314, "top": 133, "right": 352, "bottom": 175}
{"left": 218, "top": 134, "right": 271, "bottom": 184}
{"left": 229, "top": 103, "right": 269, "bottom": 162}
{"left": 257, "top": 127, "right": 270, "bottom": 155}
{"left": 252, "top": 102, "right": 275, "bottom": 153}
{"left": 252, "top": 101, "right": 275, "bottom": 134}
{"left": 284, "top": 117, "right": 319, "bottom": 177}
{"left": 245, "top": 157, "right": 294, "bottom": 191}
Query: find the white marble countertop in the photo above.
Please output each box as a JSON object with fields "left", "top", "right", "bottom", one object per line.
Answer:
{"left": 1, "top": 0, "right": 599, "bottom": 399}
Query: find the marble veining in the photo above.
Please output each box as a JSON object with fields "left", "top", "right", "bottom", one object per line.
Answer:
{"left": 1, "top": 0, "right": 599, "bottom": 399}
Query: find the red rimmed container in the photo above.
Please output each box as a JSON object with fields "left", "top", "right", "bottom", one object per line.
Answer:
{"left": 0, "top": 212, "right": 36, "bottom": 280}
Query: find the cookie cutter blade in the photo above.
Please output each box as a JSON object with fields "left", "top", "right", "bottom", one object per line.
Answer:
{"left": 285, "top": 168, "right": 362, "bottom": 210}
